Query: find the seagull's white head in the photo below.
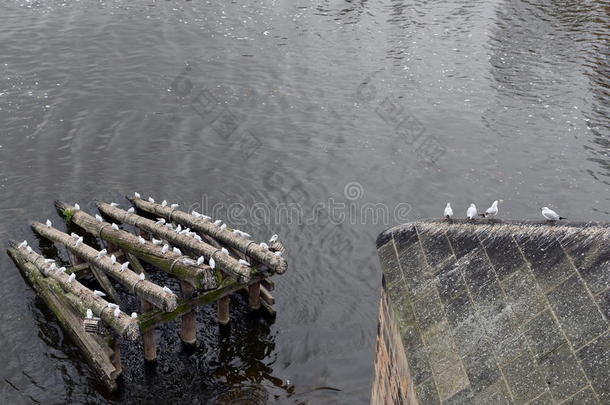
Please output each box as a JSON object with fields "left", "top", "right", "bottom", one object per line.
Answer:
{"left": 492, "top": 200, "right": 498, "bottom": 207}
{"left": 446, "top": 202, "right": 451, "bottom": 208}
{"left": 541, "top": 206, "right": 549, "bottom": 211}
{"left": 469, "top": 203, "right": 476, "bottom": 208}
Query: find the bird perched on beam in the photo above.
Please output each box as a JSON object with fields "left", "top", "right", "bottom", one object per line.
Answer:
{"left": 120, "top": 262, "right": 129, "bottom": 272}
{"left": 170, "top": 203, "right": 179, "bottom": 209}
{"left": 162, "top": 286, "right": 172, "bottom": 294}
{"left": 93, "top": 290, "right": 106, "bottom": 297}
{"left": 209, "top": 257, "right": 215, "bottom": 269}
{"left": 148, "top": 197, "right": 155, "bottom": 203}
{"left": 96, "top": 249, "right": 107, "bottom": 259}
{"left": 238, "top": 259, "right": 251, "bottom": 267}
{"left": 111, "top": 223, "right": 119, "bottom": 230}
{"left": 127, "top": 207, "right": 135, "bottom": 213}
{"left": 68, "top": 273, "right": 76, "bottom": 283}
{"left": 86, "top": 309, "right": 93, "bottom": 319}
{"left": 110, "top": 202, "right": 119, "bottom": 207}
{"left": 46, "top": 219, "right": 52, "bottom": 227}
{"left": 197, "top": 256, "right": 205, "bottom": 265}
{"left": 444, "top": 203, "right": 453, "bottom": 220}
{"left": 161, "top": 200, "right": 168, "bottom": 207}
{"left": 173, "top": 247, "right": 182, "bottom": 255}
{"left": 155, "top": 218, "right": 166, "bottom": 225}
{"left": 466, "top": 204, "right": 477, "bottom": 221}
{"left": 481, "top": 200, "right": 499, "bottom": 217}
{"left": 74, "top": 203, "right": 80, "bottom": 210}
{"left": 139, "top": 273, "right": 145, "bottom": 281}
{"left": 269, "top": 234, "right": 278, "bottom": 243}
{"left": 138, "top": 236, "right": 146, "bottom": 244}
{"left": 95, "top": 214, "right": 103, "bottom": 222}
{"left": 110, "top": 254, "right": 116, "bottom": 264}
{"left": 134, "top": 192, "right": 141, "bottom": 199}
{"left": 18, "top": 240, "right": 28, "bottom": 249}
{"left": 113, "top": 307, "right": 121, "bottom": 318}
{"left": 161, "top": 244, "right": 169, "bottom": 254}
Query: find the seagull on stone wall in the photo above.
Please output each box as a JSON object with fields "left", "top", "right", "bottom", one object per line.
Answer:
{"left": 541, "top": 207, "right": 566, "bottom": 221}
{"left": 161, "top": 244, "right": 169, "bottom": 254}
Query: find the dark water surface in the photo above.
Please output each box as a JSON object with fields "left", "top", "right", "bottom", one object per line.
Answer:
{"left": 1, "top": 0, "right": 609, "bottom": 403}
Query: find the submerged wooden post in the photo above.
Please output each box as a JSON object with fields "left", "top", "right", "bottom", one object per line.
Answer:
{"left": 141, "top": 299, "right": 157, "bottom": 362}
{"left": 217, "top": 296, "right": 230, "bottom": 325}
{"left": 248, "top": 282, "right": 261, "bottom": 310}
{"left": 179, "top": 281, "right": 197, "bottom": 345}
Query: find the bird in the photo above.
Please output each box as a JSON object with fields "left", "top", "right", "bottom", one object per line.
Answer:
{"left": 173, "top": 247, "right": 182, "bottom": 255}
{"left": 107, "top": 303, "right": 118, "bottom": 309}
{"left": 152, "top": 238, "right": 162, "bottom": 245}
{"left": 444, "top": 203, "right": 453, "bottom": 219}
{"left": 148, "top": 197, "right": 155, "bottom": 203}
{"left": 191, "top": 210, "right": 201, "bottom": 217}
{"left": 466, "top": 204, "right": 477, "bottom": 220}
{"left": 95, "top": 214, "right": 103, "bottom": 222}
{"left": 131, "top": 312, "right": 138, "bottom": 318}
{"left": 110, "top": 254, "right": 117, "bottom": 264}
{"left": 74, "top": 237, "right": 83, "bottom": 246}
{"left": 113, "top": 307, "right": 121, "bottom": 318}
{"left": 197, "top": 256, "right": 205, "bottom": 265}
{"left": 541, "top": 207, "right": 566, "bottom": 221}
{"left": 26, "top": 246, "right": 33, "bottom": 253}
{"left": 46, "top": 219, "right": 52, "bottom": 227}
{"left": 71, "top": 232, "right": 79, "bottom": 239}
{"left": 134, "top": 192, "right": 141, "bottom": 199}
{"left": 170, "top": 203, "right": 179, "bottom": 209}
{"left": 96, "top": 249, "right": 107, "bottom": 258}
{"left": 138, "top": 236, "right": 146, "bottom": 244}
{"left": 274, "top": 251, "right": 282, "bottom": 256}
{"left": 220, "top": 224, "right": 227, "bottom": 230}
{"left": 182, "top": 258, "right": 195, "bottom": 265}
{"left": 44, "top": 258, "right": 55, "bottom": 263}
{"left": 221, "top": 248, "right": 229, "bottom": 255}
{"left": 482, "top": 200, "right": 499, "bottom": 217}
{"left": 194, "top": 235, "right": 202, "bottom": 241}
{"left": 241, "top": 231, "right": 251, "bottom": 239}
{"left": 127, "top": 207, "right": 135, "bottom": 213}
{"left": 86, "top": 309, "right": 93, "bottom": 319}
{"left": 161, "top": 200, "right": 168, "bottom": 207}
{"left": 269, "top": 234, "right": 278, "bottom": 243}
{"left": 48, "top": 263, "right": 57, "bottom": 272}
{"left": 110, "top": 202, "right": 119, "bottom": 207}
{"left": 155, "top": 218, "right": 166, "bottom": 225}
{"left": 18, "top": 240, "right": 28, "bottom": 249}
{"left": 209, "top": 257, "right": 216, "bottom": 269}
{"left": 213, "top": 219, "right": 222, "bottom": 226}
{"left": 260, "top": 242, "right": 269, "bottom": 249}
{"left": 74, "top": 203, "right": 80, "bottom": 210}
{"left": 58, "top": 266, "right": 66, "bottom": 273}
{"left": 93, "top": 290, "right": 106, "bottom": 297}
{"left": 139, "top": 273, "right": 145, "bottom": 281}
{"left": 161, "top": 244, "right": 169, "bottom": 254}
{"left": 202, "top": 215, "right": 211, "bottom": 220}
{"left": 111, "top": 223, "right": 119, "bottom": 230}
{"left": 175, "top": 225, "right": 182, "bottom": 233}
{"left": 120, "top": 262, "right": 129, "bottom": 272}
{"left": 238, "top": 259, "right": 251, "bottom": 267}
{"left": 162, "top": 286, "right": 172, "bottom": 294}
{"left": 68, "top": 273, "right": 76, "bottom": 283}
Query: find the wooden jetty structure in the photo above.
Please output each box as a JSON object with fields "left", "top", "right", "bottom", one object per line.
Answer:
{"left": 7, "top": 196, "right": 287, "bottom": 392}
{"left": 372, "top": 219, "right": 609, "bottom": 405}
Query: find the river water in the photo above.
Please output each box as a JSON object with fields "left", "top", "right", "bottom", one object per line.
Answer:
{"left": 1, "top": 0, "right": 608, "bottom": 403}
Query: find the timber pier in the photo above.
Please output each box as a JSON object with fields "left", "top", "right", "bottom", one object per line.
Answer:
{"left": 7, "top": 196, "right": 286, "bottom": 392}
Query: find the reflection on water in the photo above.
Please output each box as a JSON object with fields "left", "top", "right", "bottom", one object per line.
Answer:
{"left": 0, "top": 0, "right": 608, "bottom": 403}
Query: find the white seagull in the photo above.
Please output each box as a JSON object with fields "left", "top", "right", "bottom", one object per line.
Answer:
{"left": 175, "top": 225, "right": 182, "bottom": 233}
{"left": 18, "top": 240, "right": 28, "bottom": 249}
{"left": 127, "top": 207, "right": 135, "bottom": 213}
{"left": 260, "top": 242, "right": 269, "bottom": 249}
{"left": 152, "top": 238, "right": 162, "bottom": 245}
{"left": 194, "top": 235, "right": 202, "bottom": 241}
{"left": 120, "top": 262, "right": 129, "bottom": 272}
{"left": 213, "top": 219, "right": 222, "bottom": 226}
{"left": 197, "top": 256, "right": 205, "bottom": 265}
{"left": 68, "top": 273, "right": 76, "bottom": 283}
{"left": 191, "top": 210, "right": 201, "bottom": 217}
{"left": 138, "top": 236, "right": 146, "bottom": 244}
{"left": 26, "top": 246, "right": 33, "bottom": 253}
{"left": 220, "top": 224, "right": 227, "bottom": 230}
{"left": 96, "top": 249, "right": 107, "bottom": 258}
{"left": 269, "top": 234, "right": 278, "bottom": 243}
{"left": 93, "top": 290, "right": 106, "bottom": 297}
{"left": 86, "top": 309, "right": 93, "bottom": 319}
{"left": 139, "top": 272, "right": 145, "bottom": 281}
{"left": 444, "top": 203, "right": 453, "bottom": 219}
{"left": 58, "top": 266, "right": 66, "bottom": 273}
{"left": 110, "top": 254, "right": 116, "bottom": 264}
{"left": 131, "top": 312, "right": 138, "bottom": 318}
{"left": 541, "top": 207, "right": 566, "bottom": 221}
{"left": 46, "top": 219, "right": 52, "bottom": 227}
{"left": 209, "top": 257, "right": 215, "bottom": 269}
{"left": 483, "top": 200, "right": 499, "bottom": 217}
{"left": 111, "top": 223, "right": 119, "bottom": 230}
{"left": 170, "top": 204, "right": 179, "bottom": 209}
{"left": 161, "top": 200, "right": 168, "bottom": 207}
{"left": 155, "top": 218, "right": 166, "bottom": 225}
{"left": 148, "top": 197, "right": 155, "bottom": 203}
{"left": 95, "top": 214, "right": 103, "bottom": 222}
{"left": 110, "top": 202, "right": 119, "bottom": 207}
{"left": 238, "top": 259, "right": 251, "bottom": 267}
{"left": 74, "top": 203, "right": 80, "bottom": 210}
{"left": 274, "top": 251, "right": 282, "bottom": 256}
{"left": 107, "top": 303, "right": 118, "bottom": 309}
{"left": 74, "top": 237, "right": 83, "bottom": 247}
{"left": 173, "top": 247, "right": 182, "bottom": 255}
{"left": 161, "top": 244, "right": 169, "bottom": 254}
{"left": 134, "top": 192, "right": 141, "bottom": 199}
{"left": 113, "top": 307, "right": 121, "bottom": 318}
{"left": 162, "top": 286, "right": 172, "bottom": 294}
{"left": 221, "top": 248, "right": 229, "bottom": 255}
{"left": 466, "top": 204, "right": 477, "bottom": 220}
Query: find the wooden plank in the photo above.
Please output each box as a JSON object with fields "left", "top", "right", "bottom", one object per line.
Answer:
{"left": 179, "top": 281, "right": 197, "bottom": 345}
{"left": 248, "top": 282, "right": 261, "bottom": 310}
{"left": 31, "top": 221, "right": 177, "bottom": 312}
{"left": 8, "top": 247, "right": 119, "bottom": 392}
{"left": 217, "top": 296, "right": 230, "bottom": 325}
{"left": 260, "top": 284, "right": 275, "bottom": 305}
{"left": 130, "top": 196, "right": 287, "bottom": 274}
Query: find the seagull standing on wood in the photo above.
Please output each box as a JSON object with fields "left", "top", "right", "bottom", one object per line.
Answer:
{"left": 68, "top": 273, "right": 76, "bottom": 283}
{"left": 269, "top": 234, "right": 278, "bottom": 243}
{"left": 127, "top": 207, "right": 135, "bottom": 213}
{"left": 170, "top": 203, "right": 179, "bottom": 209}
{"left": 260, "top": 242, "right": 269, "bottom": 249}
{"left": 162, "top": 286, "right": 172, "bottom": 294}
{"left": 131, "top": 312, "right": 138, "bottom": 318}
{"left": 139, "top": 273, "right": 145, "bottom": 281}
{"left": 466, "top": 204, "right": 477, "bottom": 221}
{"left": 209, "top": 257, "right": 215, "bottom": 269}
{"left": 111, "top": 223, "right": 119, "bottom": 230}
{"left": 197, "top": 256, "right": 204, "bottom": 265}
{"left": 46, "top": 219, "right": 52, "bottom": 227}
{"left": 138, "top": 236, "right": 146, "bottom": 244}
{"left": 86, "top": 309, "right": 93, "bottom": 319}
{"left": 482, "top": 200, "right": 499, "bottom": 217}
{"left": 155, "top": 218, "right": 166, "bottom": 225}
{"left": 148, "top": 197, "right": 155, "bottom": 203}
{"left": 161, "top": 200, "right": 168, "bottom": 207}
{"left": 110, "top": 202, "right": 119, "bottom": 207}
{"left": 18, "top": 240, "right": 28, "bottom": 249}
{"left": 113, "top": 307, "right": 121, "bottom": 318}
{"left": 74, "top": 203, "right": 80, "bottom": 210}
{"left": 238, "top": 259, "right": 251, "bottom": 267}
{"left": 173, "top": 247, "right": 182, "bottom": 255}
{"left": 96, "top": 249, "right": 107, "bottom": 258}
{"left": 93, "top": 290, "right": 106, "bottom": 297}
{"left": 120, "top": 262, "right": 129, "bottom": 272}
{"left": 95, "top": 214, "right": 103, "bottom": 222}
{"left": 161, "top": 244, "right": 169, "bottom": 254}
{"left": 110, "top": 254, "right": 116, "bottom": 264}
{"left": 541, "top": 207, "right": 566, "bottom": 221}
{"left": 444, "top": 203, "right": 453, "bottom": 219}
{"left": 134, "top": 192, "right": 141, "bottom": 199}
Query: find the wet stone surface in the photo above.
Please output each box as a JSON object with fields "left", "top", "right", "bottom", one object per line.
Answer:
{"left": 376, "top": 220, "right": 610, "bottom": 405}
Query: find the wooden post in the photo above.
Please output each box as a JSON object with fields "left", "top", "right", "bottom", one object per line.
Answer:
{"left": 259, "top": 285, "right": 275, "bottom": 305}
{"left": 217, "top": 296, "right": 230, "bottom": 325}
{"left": 129, "top": 196, "right": 288, "bottom": 274}
{"left": 248, "top": 282, "right": 261, "bottom": 310}
{"left": 179, "top": 281, "right": 197, "bottom": 345}
{"left": 142, "top": 299, "right": 156, "bottom": 362}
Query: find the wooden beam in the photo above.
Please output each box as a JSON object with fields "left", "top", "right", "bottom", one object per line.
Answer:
{"left": 260, "top": 284, "right": 275, "bottom": 305}
{"left": 8, "top": 248, "right": 119, "bottom": 392}
{"left": 248, "top": 282, "right": 261, "bottom": 310}
{"left": 55, "top": 201, "right": 216, "bottom": 290}
{"left": 31, "top": 221, "right": 177, "bottom": 312}
{"left": 141, "top": 299, "right": 156, "bottom": 362}
{"left": 129, "top": 196, "right": 288, "bottom": 274}
{"left": 217, "top": 296, "right": 230, "bottom": 325}
{"left": 97, "top": 202, "right": 252, "bottom": 283}
{"left": 179, "top": 281, "right": 197, "bottom": 345}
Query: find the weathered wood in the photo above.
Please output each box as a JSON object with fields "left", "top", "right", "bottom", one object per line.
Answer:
{"left": 130, "top": 197, "right": 288, "bottom": 274}
{"left": 111, "top": 339, "right": 122, "bottom": 378}
{"left": 141, "top": 299, "right": 157, "bottom": 362}
{"left": 261, "top": 278, "right": 275, "bottom": 292}
{"left": 7, "top": 248, "right": 119, "bottom": 392}
{"left": 14, "top": 245, "right": 139, "bottom": 340}
{"left": 217, "top": 296, "right": 230, "bottom": 325}
{"left": 31, "top": 221, "right": 177, "bottom": 312}
{"left": 179, "top": 281, "right": 197, "bottom": 345}
{"left": 259, "top": 285, "right": 275, "bottom": 305}
{"left": 248, "top": 282, "right": 261, "bottom": 310}
{"left": 260, "top": 300, "right": 276, "bottom": 317}
{"left": 88, "top": 263, "right": 122, "bottom": 307}
{"left": 55, "top": 201, "right": 217, "bottom": 290}
{"left": 97, "top": 202, "right": 252, "bottom": 283}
